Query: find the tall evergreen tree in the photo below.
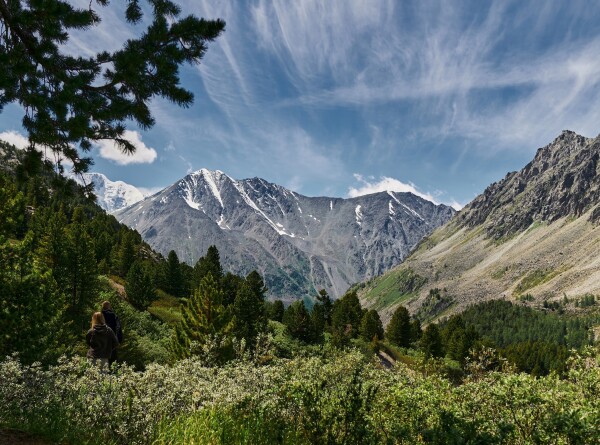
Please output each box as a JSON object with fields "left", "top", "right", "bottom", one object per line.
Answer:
{"left": 386, "top": 305, "right": 412, "bottom": 348}
{"left": 165, "top": 250, "right": 184, "bottom": 298}
{"left": 126, "top": 261, "right": 156, "bottom": 310}
{"left": 221, "top": 271, "right": 243, "bottom": 306}
{"left": 420, "top": 323, "right": 444, "bottom": 359}
{"left": 193, "top": 245, "right": 223, "bottom": 288}
{"left": 118, "top": 231, "right": 136, "bottom": 276}
{"left": 316, "top": 289, "right": 333, "bottom": 327}
{"left": 232, "top": 281, "right": 266, "bottom": 349}
{"left": 172, "top": 273, "right": 232, "bottom": 360}
{"left": 65, "top": 207, "right": 96, "bottom": 310}
{"left": 266, "top": 299, "right": 285, "bottom": 322}
{"left": 330, "top": 291, "right": 363, "bottom": 347}
{"left": 360, "top": 309, "right": 384, "bottom": 342}
{"left": 283, "top": 300, "right": 311, "bottom": 342}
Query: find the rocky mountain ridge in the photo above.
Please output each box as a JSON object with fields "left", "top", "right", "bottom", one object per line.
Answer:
{"left": 459, "top": 130, "right": 600, "bottom": 239}
{"left": 359, "top": 130, "right": 600, "bottom": 323}
{"left": 115, "top": 169, "right": 455, "bottom": 300}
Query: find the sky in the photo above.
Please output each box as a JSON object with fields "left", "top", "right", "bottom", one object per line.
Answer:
{"left": 3, "top": 0, "right": 600, "bottom": 209}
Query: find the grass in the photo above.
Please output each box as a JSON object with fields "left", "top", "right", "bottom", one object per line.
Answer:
{"left": 513, "top": 268, "right": 560, "bottom": 296}
{"left": 363, "top": 268, "right": 425, "bottom": 310}
{"left": 148, "top": 290, "right": 182, "bottom": 324}
{"left": 153, "top": 408, "right": 307, "bottom": 445}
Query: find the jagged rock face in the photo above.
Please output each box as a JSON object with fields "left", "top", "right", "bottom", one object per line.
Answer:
{"left": 73, "top": 172, "right": 145, "bottom": 213}
{"left": 115, "top": 169, "right": 454, "bottom": 300}
{"left": 458, "top": 131, "right": 600, "bottom": 239}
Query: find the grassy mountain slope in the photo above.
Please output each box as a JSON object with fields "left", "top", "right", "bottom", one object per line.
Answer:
{"left": 359, "top": 130, "right": 600, "bottom": 323}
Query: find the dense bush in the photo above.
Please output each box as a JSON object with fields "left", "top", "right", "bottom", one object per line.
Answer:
{"left": 1, "top": 347, "right": 598, "bottom": 444}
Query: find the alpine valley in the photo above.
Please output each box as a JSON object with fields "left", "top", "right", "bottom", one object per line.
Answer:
{"left": 114, "top": 169, "right": 455, "bottom": 300}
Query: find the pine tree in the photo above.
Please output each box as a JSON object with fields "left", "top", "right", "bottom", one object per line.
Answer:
{"left": 193, "top": 245, "right": 223, "bottom": 288}
{"left": 386, "top": 305, "right": 412, "bottom": 348}
{"left": 65, "top": 207, "right": 97, "bottom": 310}
{"left": 360, "top": 309, "right": 384, "bottom": 342}
{"left": 232, "top": 281, "right": 266, "bottom": 349}
{"left": 283, "top": 300, "right": 311, "bottom": 342}
{"left": 221, "top": 272, "right": 243, "bottom": 306}
{"left": 309, "top": 303, "right": 326, "bottom": 343}
{"left": 118, "top": 231, "right": 136, "bottom": 276}
{"left": 266, "top": 299, "right": 285, "bottom": 322}
{"left": 0, "top": 0, "right": 224, "bottom": 172}
{"left": 172, "top": 273, "right": 232, "bottom": 360}
{"left": 125, "top": 261, "right": 156, "bottom": 310}
{"left": 330, "top": 290, "right": 363, "bottom": 347}
{"left": 420, "top": 323, "right": 444, "bottom": 359}
{"left": 165, "top": 250, "right": 183, "bottom": 297}
{"left": 316, "top": 289, "right": 333, "bottom": 327}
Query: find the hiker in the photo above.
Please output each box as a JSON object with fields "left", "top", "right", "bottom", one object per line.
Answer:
{"left": 101, "top": 301, "right": 123, "bottom": 365}
{"left": 86, "top": 312, "right": 119, "bottom": 369}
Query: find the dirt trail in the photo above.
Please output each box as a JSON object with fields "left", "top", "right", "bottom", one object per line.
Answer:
{"left": 377, "top": 350, "right": 396, "bottom": 369}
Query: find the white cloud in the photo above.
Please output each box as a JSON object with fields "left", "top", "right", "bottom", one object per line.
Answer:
{"left": 96, "top": 130, "right": 157, "bottom": 165}
{"left": 348, "top": 174, "right": 438, "bottom": 202}
{"left": 137, "top": 186, "right": 165, "bottom": 197}
{"left": 0, "top": 130, "right": 29, "bottom": 149}
{"left": 348, "top": 174, "right": 465, "bottom": 210}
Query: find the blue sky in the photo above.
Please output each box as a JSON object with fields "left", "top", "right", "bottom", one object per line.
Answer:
{"left": 3, "top": 0, "right": 600, "bottom": 208}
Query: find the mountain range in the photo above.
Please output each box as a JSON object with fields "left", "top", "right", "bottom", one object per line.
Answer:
{"left": 115, "top": 169, "right": 455, "bottom": 300}
{"left": 358, "top": 130, "right": 600, "bottom": 323}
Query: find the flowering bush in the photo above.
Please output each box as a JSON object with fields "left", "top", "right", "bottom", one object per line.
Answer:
{"left": 0, "top": 347, "right": 598, "bottom": 444}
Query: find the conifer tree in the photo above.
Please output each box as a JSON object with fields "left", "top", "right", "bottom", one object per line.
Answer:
{"left": 193, "top": 245, "right": 223, "bottom": 288}
{"left": 221, "top": 271, "right": 243, "bottom": 306}
{"left": 386, "top": 305, "right": 412, "bottom": 348}
{"left": 283, "top": 300, "right": 311, "bottom": 342}
{"left": 360, "top": 309, "right": 384, "bottom": 342}
{"left": 309, "top": 303, "right": 326, "bottom": 343}
{"left": 172, "top": 273, "right": 232, "bottom": 360}
{"left": 266, "top": 299, "right": 285, "bottom": 322}
{"left": 316, "top": 289, "right": 333, "bottom": 327}
{"left": 0, "top": 0, "right": 225, "bottom": 172}
{"left": 125, "top": 260, "right": 156, "bottom": 310}
{"left": 65, "top": 207, "right": 96, "bottom": 310}
{"left": 420, "top": 323, "right": 444, "bottom": 359}
{"left": 232, "top": 281, "right": 266, "bottom": 348}
{"left": 330, "top": 290, "right": 363, "bottom": 347}
{"left": 165, "top": 249, "right": 183, "bottom": 297}
{"left": 118, "top": 231, "right": 136, "bottom": 276}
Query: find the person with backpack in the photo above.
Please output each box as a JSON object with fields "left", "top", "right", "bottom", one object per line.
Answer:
{"left": 101, "top": 301, "right": 123, "bottom": 365}
{"left": 86, "top": 312, "right": 119, "bottom": 369}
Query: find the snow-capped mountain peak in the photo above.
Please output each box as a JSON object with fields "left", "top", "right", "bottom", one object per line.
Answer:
{"left": 72, "top": 172, "right": 145, "bottom": 213}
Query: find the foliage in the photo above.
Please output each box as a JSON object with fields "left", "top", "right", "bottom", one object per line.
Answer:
{"left": 0, "top": 0, "right": 224, "bottom": 172}
{"left": 359, "top": 309, "right": 384, "bottom": 342}
{"left": 232, "top": 280, "right": 266, "bottom": 350}
{"left": 172, "top": 273, "right": 233, "bottom": 361}
{"left": 420, "top": 323, "right": 444, "bottom": 359}
{"left": 386, "top": 305, "right": 412, "bottom": 347}
{"left": 125, "top": 260, "right": 156, "bottom": 310}
{"left": 1, "top": 347, "right": 599, "bottom": 444}
{"left": 330, "top": 291, "right": 363, "bottom": 347}
{"left": 283, "top": 300, "right": 312, "bottom": 343}
{"left": 265, "top": 299, "right": 285, "bottom": 322}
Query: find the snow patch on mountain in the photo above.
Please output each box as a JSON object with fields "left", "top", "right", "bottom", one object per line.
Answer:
{"left": 72, "top": 172, "right": 144, "bottom": 213}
